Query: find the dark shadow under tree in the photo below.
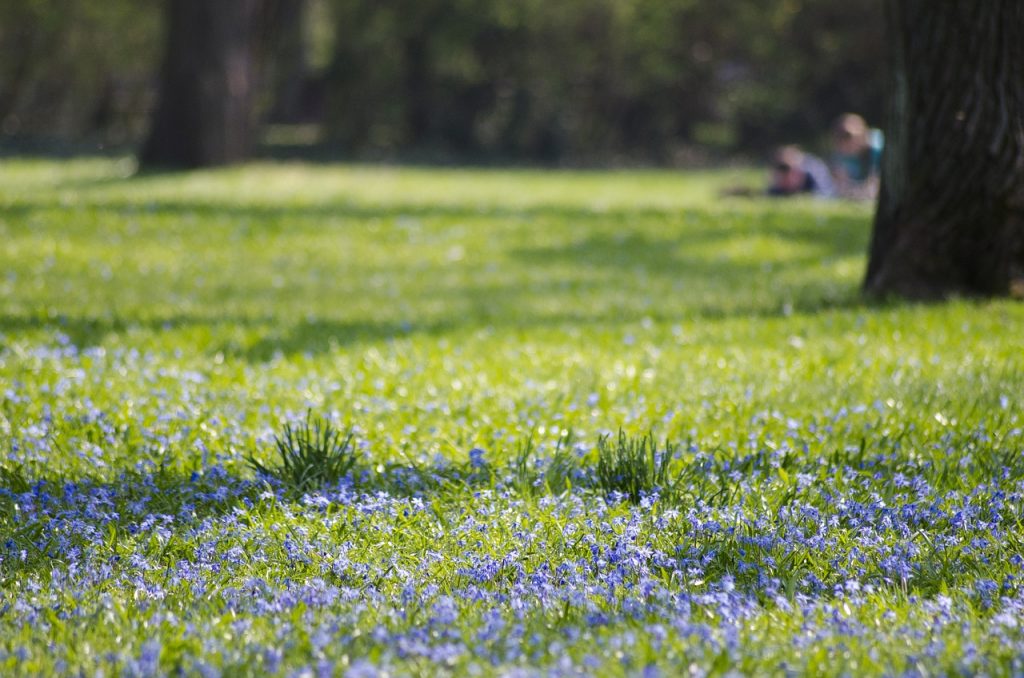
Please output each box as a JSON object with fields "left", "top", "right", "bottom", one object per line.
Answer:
{"left": 866, "top": 1, "right": 1024, "bottom": 299}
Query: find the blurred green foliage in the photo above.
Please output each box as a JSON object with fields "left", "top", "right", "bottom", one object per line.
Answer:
{"left": 0, "top": 0, "right": 883, "bottom": 162}
{"left": 0, "top": 0, "right": 160, "bottom": 145}
{"left": 325, "top": 0, "right": 884, "bottom": 162}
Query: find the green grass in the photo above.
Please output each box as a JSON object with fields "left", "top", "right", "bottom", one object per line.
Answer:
{"left": 247, "top": 411, "right": 356, "bottom": 494}
{"left": 1, "top": 158, "right": 1022, "bottom": 676}
{"left": 595, "top": 431, "right": 682, "bottom": 504}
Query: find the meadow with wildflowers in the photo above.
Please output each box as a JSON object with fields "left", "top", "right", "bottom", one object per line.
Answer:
{"left": 1, "top": 158, "right": 1023, "bottom": 676}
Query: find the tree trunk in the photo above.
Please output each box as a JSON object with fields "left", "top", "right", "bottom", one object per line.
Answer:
{"left": 265, "top": 0, "right": 308, "bottom": 124}
{"left": 865, "top": 2, "right": 1024, "bottom": 299}
{"left": 140, "top": 0, "right": 263, "bottom": 169}
{"left": 403, "top": 34, "right": 432, "bottom": 147}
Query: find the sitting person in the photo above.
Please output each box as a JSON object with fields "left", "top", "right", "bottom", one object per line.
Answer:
{"left": 831, "top": 113, "right": 884, "bottom": 200}
{"left": 767, "top": 145, "right": 836, "bottom": 198}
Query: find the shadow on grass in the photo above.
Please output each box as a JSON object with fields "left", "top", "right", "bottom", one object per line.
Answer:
{"left": 0, "top": 452, "right": 561, "bottom": 579}
{"left": 0, "top": 289, "right": 881, "bottom": 363}
{"left": 228, "top": 295, "right": 879, "bottom": 362}
{"left": 2, "top": 193, "right": 869, "bottom": 255}
{"left": 3, "top": 412, "right": 1018, "bottom": 582}
{"left": 0, "top": 464, "right": 259, "bottom": 578}
{"left": 0, "top": 193, "right": 881, "bottom": 359}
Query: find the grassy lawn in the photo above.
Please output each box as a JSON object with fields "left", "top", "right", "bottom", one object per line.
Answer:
{"left": 1, "top": 158, "right": 1022, "bottom": 676}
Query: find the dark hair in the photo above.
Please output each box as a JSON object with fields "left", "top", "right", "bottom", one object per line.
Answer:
{"left": 772, "top": 145, "right": 804, "bottom": 172}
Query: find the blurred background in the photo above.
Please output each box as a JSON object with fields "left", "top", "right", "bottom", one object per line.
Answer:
{"left": 0, "top": 0, "right": 883, "bottom": 165}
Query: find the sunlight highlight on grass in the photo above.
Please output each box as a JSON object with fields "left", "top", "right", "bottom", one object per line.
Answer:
{"left": 1, "top": 159, "right": 1022, "bottom": 676}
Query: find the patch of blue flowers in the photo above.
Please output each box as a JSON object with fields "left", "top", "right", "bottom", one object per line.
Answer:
{"left": 4, "top": 435, "right": 1024, "bottom": 675}
{"left": 2, "top": 337, "right": 1024, "bottom": 675}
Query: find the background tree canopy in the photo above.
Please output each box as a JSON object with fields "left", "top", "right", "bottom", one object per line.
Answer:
{"left": 0, "top": 0, "right": 884, "bottom": 164}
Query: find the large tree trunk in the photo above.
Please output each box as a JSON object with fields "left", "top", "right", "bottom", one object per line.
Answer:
{"left": 865, "top": 2, "right": 1024, "bottom": 299}
{"left": 140, "top": 0, "right": 263, "bottom": 169}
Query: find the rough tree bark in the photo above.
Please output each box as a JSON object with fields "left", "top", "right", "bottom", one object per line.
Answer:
{"left": 865, "top": 2, "right": 1024, "bottom": 299}
{"left": 140, "top": 0, "right": 263, "bottom": 169}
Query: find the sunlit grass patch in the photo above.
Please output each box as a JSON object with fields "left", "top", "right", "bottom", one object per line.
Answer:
{"left": 1, "top": 159, "right": 1023, "bottom": 676}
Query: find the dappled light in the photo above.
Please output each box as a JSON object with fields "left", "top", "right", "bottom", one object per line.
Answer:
{"left": 2, "top": 159, "right": 1023, "bottom": 674}
{"left": 2, "top": 0, "right": 1022, "bottom": 672}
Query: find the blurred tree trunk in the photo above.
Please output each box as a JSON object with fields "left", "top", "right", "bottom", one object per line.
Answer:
{"left": 140, "top": 0, "right": 263, "bottom": 169}
{"left": 266, "top": 0, "right": 308, "bottom": 123}
{"left": 403, "top": 34, "right": 432, "bottom": 146}
{"left": 0, "top": 32, "right": 32, "bottom": 125}
{"left": 865, "top": 2, "right": 1024, "bottom": 299}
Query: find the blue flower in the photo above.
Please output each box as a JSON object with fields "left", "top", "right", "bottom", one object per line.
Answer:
{"left": 469, "top": 448, "right": 487, "bottom": 469}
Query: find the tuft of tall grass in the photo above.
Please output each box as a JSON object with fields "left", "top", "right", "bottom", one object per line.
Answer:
{"left": 247, "top": 412, "right": 356, "bottom": 493}
{"left": 0, "top": 461, "right": 31, "bottom": 495}
{"left": 595, "top": 430, "right": 681, "bottom": 504}
{"left": 544, "top": 431, "right": 578, "bottom": 495}
{"left": 510, "top": 431, "right": 578, "bottom": 496}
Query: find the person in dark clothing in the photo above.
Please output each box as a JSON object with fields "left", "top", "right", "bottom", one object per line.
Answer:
{"left": 767, "top": 145, "right": 836, "bottom": 198}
